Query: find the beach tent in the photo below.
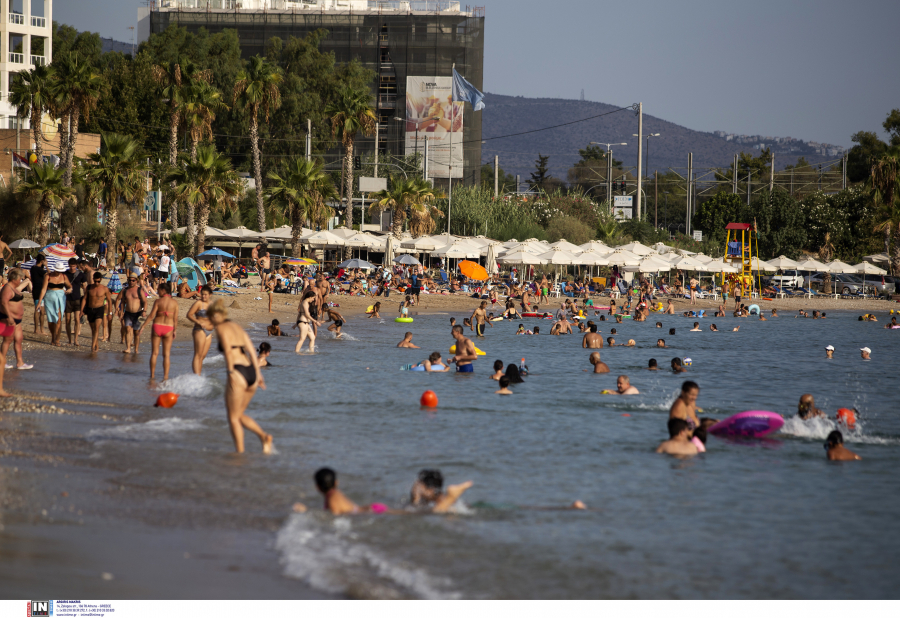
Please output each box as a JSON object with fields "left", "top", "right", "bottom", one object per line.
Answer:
{"left": 176, "top": 257, "right": 207, "bottom": 291}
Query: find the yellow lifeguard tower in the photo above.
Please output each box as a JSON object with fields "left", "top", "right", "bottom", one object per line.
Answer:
{"left": 723, "top": 222, "right": 762, "bottom": 298}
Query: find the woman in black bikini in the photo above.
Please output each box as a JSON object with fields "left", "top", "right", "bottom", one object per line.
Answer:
{"left": 1, "top": 269, "right": 33, "bottom": 383}
{"left": 207, "top": 299, "right": 272, "bottom": 454}
{"left": 295, "top": 288, "right": 321, "bottom": 353}
{"left": 186, "top": 285, "right": 214, "bottom": 375}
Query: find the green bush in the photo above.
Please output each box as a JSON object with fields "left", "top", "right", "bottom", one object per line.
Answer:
{"left": 546, "top": 215, "right": 593, "bottom": 245}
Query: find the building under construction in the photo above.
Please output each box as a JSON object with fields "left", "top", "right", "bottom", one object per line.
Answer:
{"left": 138, "top": 1, "right": 485, "bottom": 185}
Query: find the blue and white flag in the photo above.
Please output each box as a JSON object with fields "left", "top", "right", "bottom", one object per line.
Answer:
{"left": 451, "top": 68, "right": 485, "bottom": 111}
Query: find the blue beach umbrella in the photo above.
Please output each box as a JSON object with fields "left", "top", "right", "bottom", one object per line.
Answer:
{"left": 196, "top": 247, "right": 236, "bottom": 259}
{"left": 337, "top": 258, "right": 375, "bottom": 270}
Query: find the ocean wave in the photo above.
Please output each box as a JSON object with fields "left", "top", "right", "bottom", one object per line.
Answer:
{"left": 780, "top": 416, "right": 898, "bottom": 445}
{"left": 203, "top": 353, "right": 225, "bottom": 365}
{"left": 276, "top": 514, "right": 458, "bottom": 599}
{"left": 88, "top": 418, "right": 204, "bottom": 441}
{"left": 155, "top": 373, "right": 223, "bottom": 399}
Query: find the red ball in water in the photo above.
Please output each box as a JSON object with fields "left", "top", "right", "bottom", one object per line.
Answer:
{"left": 420, "top": 390, "right": 438, "bottom": 408}
{"left": 154, "top": 392, "right": 179, "bottom": 408}
{"left": 836, "top": 408, "right": 856, "bottom": 430}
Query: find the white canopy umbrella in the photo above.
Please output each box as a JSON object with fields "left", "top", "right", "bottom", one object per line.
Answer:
{"left": 502, "top": 238, "right": 520, "bottom": 248}
{"left": 170, "top": 225, "right": 237, "bottom": 238}
{"left": 669, "top": 255, "right": 707, "bottom": 271}
{"left": 328, "top": 226, "right": 358, "bottom": 239}
{"left": 856, "top": 262, "right": 887, "bottom": 275}
{"left": 547, "top": 239, "right": 582, "bottom": 253}
{"left": 767, "top": 255, "right": 800, "bottom": 270}
{"left": 500, "top": 240, "right": 547, "bottom": 256}
{"left": 343, "top": 233, "right": 377, "bottom": 248}
{"left": 573, "top": 250, "right": 610, "bottom": 266}
{"left": 750, "top": 257, "right": 775, "bottom": 272}
{"left": 616, "top": 241, "right": 655, "bottom": 256}
{"left": 690, "top": 253, "right": 715, "bottom": 264}
{"left": 304, "top": 230, "right": 346, "bottom": 248}
{"left": 497, "top": 251, "right": 548, "bottom": 265}
{"left": 224, "top": 226, "right": 261, "bottom": 240}
{"left": 400, "top": 236, "right": 439, "bottom": 251}
{"left": 631, "top": 256, "right": 672, "bottom": 272}
{"left": 795, "top": 257, "right": 831, "bottom": 272}
{"left": 605, "top": 249, "right": 642, "bottom": 267}
{"left": 432, "top": 241, "right": 481, "bottom": 259}
{"left": 264, "top": 225, "right": 293, "bottom": 240}
{"left": 8, "top": 238, "right": 41, "bottom": 249}
{"left": 578, "top": 240, "right": 612, "bottom": 254}
{"left": 536, "top": 249, "right": 579, "bottom": 265}
{"left": 650, "top": 242, "right": 676, "bottom": 255}
{"left": 384, "top": 235, "right": 395, "bottom": 265}
{"left": 702, "top": 258, "right": 739, "bottom": 273}
{"left": 485, "top": 243, "right": 500, "bottom": 274}
{"left": 826, "top": 260, "right": 857, "bottom": 274}
{"left": 862, "top": 253, "right": 889, "bottom": 264}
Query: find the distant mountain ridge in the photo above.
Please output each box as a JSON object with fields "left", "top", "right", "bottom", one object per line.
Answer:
{"left": 479, "top": 93, "right": 843, "bottom": 183}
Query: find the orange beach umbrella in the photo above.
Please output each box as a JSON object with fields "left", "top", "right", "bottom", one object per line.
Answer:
{"left": 459, "top": 260, "right": 488, "bottom": 281}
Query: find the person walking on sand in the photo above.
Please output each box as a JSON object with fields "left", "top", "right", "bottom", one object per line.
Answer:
{"left": 81, "top": 272, "right": 114, "bottom": 352}
{"left": 295, "top": 288, "right": 322, "bottom": 353}
{"left": 186, "top": 285, "right": 214, "bottom": 375}
{"left": 116, "top": 274, "right": 145, "bottom": 353}
{"left": 38, "top": 263, "right": 71, "bottom": 347}
{"left": 207, "top": 299, "right": 272, "bottom": 454}
{"left": 139, "top": 283, "right": 178, "bottom": 382}
{"left": 1, "top": 268, "right": 33, "bottom": 370}
{"left": 64, "top": 258, "right": 87, "bottom": 346}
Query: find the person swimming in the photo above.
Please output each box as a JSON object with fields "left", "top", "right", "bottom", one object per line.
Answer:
{"left": 491, "top": 359, "right": 505, "bottom": 380}
{"left": 824, "top": 430, "right": 861, "bottom": 461}
{"left": 589, "top": 351, "right": 610, "bottom": 373}
{"left": 669, "top": 380, "right": 700, "bottom": 429}
{"left": 671, "top": 357, "right": 686, "bottom": 373}
{"left": 602, "top": 375, "right": 639, "bottom": 395}
{"left": 656, "top": 418, "right": 699, "bottom": 457}
{"left": 495, "top": 375, "right": 513, "bottom": 395}
{"left": 797, "top": 393, "right": 826, "bottom": 420}
{"left": 407, "top": 351, "right": 449, "bottom": 372}
{"left": 647, "top": 358, "right": 658, "bottom": 370}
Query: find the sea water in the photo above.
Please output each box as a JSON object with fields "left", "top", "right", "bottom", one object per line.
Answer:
{"left": 12, "top": 309, "right": 900, "bottom": 599}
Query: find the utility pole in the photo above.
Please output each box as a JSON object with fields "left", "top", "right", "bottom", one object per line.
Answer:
{"left": 515, "top": 175, "right": 520, "bottom": 197}
{"left": 636, "top": 102, "right": 643, "bottom": 220}
{"left": 424, "top": 138, "right": 429, "bottom": 181}
{"left": 306, "top": 119, "right": 311, "bottom": 161}
{"left": 732, "top": 154, "right": 738, "bottom": 194}
{"left": 374, "top": 121, "right": 379, "bottom": 177}
{"left": 842, "top": 155, "right": 847, "bottom": 190}
{"left": 746, "top": 171, "right": 751, "bottom": 205}
{"left": 686, "top": 153, "right": 692, "bottom": 236}
{"left": 654, "top": 171, "right": 658, "bottom": 228}
{"left": 769, "top": 151, "right": 774, "bottom": 192}
{"left": 494, "top": 155, "right": 499, "bottom": 198}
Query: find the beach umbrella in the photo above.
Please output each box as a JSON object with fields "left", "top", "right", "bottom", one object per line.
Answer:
{"left": 855, "top": 261, "right": 887, "bottom": 295}
{"left": 690, "top": 253, "right": 714, "bottom": 264}
{"left": 304, "top": 230, "right": 346, "bottom": 248}
{"left": 9, "top": 238, "right": 40, "bottom": 249}
{"left": 285, "top": 257, "right": 318, "bottom": 266}
{"left": 616, "top": 241, "right": 655, "bottom": 256}
{"left": 573, "top": 250, "right": 610, "bottom": 266}
{"left": 547, "top": 239, "right": 582, "bottom": 253}
{"left": 631, "top": 256, "right": 672, "bottom": 272}
{"left": 401, "top": 236, "right": 439, "bottom": 251}
{"left": 767, "top": 255, "right": 800, "bottom": 270}
{"left": 384, "top": 236, "right": 395, "bottom": 265}
{"left": 750, "top": 257, "right": 775, "bottom": 271}
{"left": 196, "top": 247, "right": 237, "bottom": 259}
{"left": 432, "top": 241, "right": 480, "bottom": 259}
{"left": 224, "top": 225, "right": 261, "bottom": 241}
{"left": 795, "top": 257, "right": 831, "bottom": 272}
{"left": 826, "top": 260, "right": 856, "bottom": 274}
{"left": 37, "top": 243, "right": 77, "bottom": 271}
{"left": 702, "top": 258, "right": 739, "bottom": 273}
{"left": 337, "top": 258, "right": 376, "bottom": 270}
{"left": 578, "top": 240, "right": 613, "bottom": 254}
{"left": 862, "top": 253, "right": 889, "bottom": 264}
{"left": 536, "top": 249, "right": 579, "bottom": 265}
{"left": 497, "top": 251, "right": 548, "bottom": 265}
{"left": 393, "top": 254, "right": 421, "bottom": 266}
{"left": 329, "top": 226, "right": 357, "bottom": 239}
{"left": 604, "top": 249, "right": 642, "bottom": 266}
{"left": 485, "top": 243, "right": 500, "bottom": 274}
{"left": 459, "top": 260, "right": 489, "bottom": 281}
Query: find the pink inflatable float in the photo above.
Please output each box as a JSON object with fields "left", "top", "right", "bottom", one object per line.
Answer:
{"left": 708, "top": 410, "right": 784, "bottom": 438}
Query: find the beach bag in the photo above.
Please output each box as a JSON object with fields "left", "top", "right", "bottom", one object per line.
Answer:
{"left": 108, "top": 272, "right": 123, "bottom": 293}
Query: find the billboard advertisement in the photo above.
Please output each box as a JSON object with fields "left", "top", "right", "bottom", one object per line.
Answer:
{"left": 405, "top": 76, "right": 463, "bottom": 178}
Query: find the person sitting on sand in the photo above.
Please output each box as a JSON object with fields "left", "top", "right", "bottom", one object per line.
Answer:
{"left": 410, "top": 351, "right": 449, "bottom": 373}
{"left": 177, "top": 276, "right": 199, "bottom": 300}
{"left": 295, "top": 467, "right": 472, "bottom": 515}
{"left": 397, "top": 332, "right": 420, "bottom": 348}
{"left": 588, "top": 351, "right": 610, "bottom": 373}
{"left": 267, "top": 319, "right": 283, "bottom": 336}
{"left": 495, "top": 375, "right": 513, "bottom": 395}
{"left": 824, "top": 430, "right": 861, "bottom": 461}
{"left": 582, "top": 323, "right": 603, "bottom": 348}
{"left": 797, "top": 393, "right": 826, "bottom": 420}
{"left": 648, "top": 358, "right": 659, "bottom": 371}
{"left": 669, "top": 380, "right": 700, "bottom": 429}
{"left": 602, "top": 375, "right": 639, "bottom": 395}
{"left": 656, "top": 418, "right": 699, "bottom": 457}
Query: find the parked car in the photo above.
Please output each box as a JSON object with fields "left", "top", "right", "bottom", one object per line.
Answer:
{"left": 767, "top": 269, "right": 805, "bottom": 288}
{"left": 803, "top": 272, "right": 878, "bottom": 295}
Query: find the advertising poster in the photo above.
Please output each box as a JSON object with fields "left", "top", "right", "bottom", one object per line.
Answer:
{"left": 405, "top": 76, "right": 463, "bottom": 178}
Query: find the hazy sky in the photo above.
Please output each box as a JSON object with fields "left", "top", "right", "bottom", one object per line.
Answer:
{"left": 56, "top": 0, "right": 900, "bottom": 147}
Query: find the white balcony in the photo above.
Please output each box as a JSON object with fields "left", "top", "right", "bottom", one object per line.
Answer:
{"left": 31, "top": 56, "right": 45, "bottom": 66}
{"left": 9, "top": 52, "right": 24, "bottom": 64}
{"left": 31, "top": 16, "right": 46, "bottom": 28}
{"left": 9, "top": 12, "right": 24, "bottom": 25}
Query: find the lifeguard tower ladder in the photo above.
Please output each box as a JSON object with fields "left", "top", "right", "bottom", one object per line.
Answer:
{"left": 724, "top": 223, "right": 762, "bottom": 297}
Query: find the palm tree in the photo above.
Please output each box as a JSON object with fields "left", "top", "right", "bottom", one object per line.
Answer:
{"left": 151, "top": 59, "right": 211, "bottom": 227}
{"left": 407, "top": 178, "right": 441, "bottom": 237}
{"left": 179, "top": 80, "right": 229, "bottom": 249}
{"left": 8, "top": 64, "right": 55, "bottom": 160}
{"left": 167, "top": 145, "right": 241, "bottom": 254}
{"left": 15, "top": 163, "right": 74, "bottom": 246}
{"left": 871, "top": 146, "right": 900, "bottom": 274}
{"left": 233, "top": 55, "right": 283, "bottom": 233}
{"left": 370, "top": 177, "right": 435, "bottom": 239}
{"left": 325, "top": 86, "right": 376, "bottom": 232}
{"left": 265, "top": 158, "right": 336, "bottom": 257}
{"left": 84, "top": 133, "right": 148, "bottom": 250}
{"left": 52, "top": 54, "right": 104, "bottom": 186}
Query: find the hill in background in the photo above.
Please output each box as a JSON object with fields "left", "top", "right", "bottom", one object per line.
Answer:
{"left": 479, "top": 93, "right": 843, "bottom": 184}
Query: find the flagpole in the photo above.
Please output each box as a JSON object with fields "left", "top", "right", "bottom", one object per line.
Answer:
{"left": 447, "top": 64, "right": 454, "bottom": 235}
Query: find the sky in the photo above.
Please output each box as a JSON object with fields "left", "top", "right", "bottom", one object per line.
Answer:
{"left": 55, "top": 0, "right": 900, "bottom": 148}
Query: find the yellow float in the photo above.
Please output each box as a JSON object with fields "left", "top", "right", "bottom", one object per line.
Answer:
{"left": 450, "top": 344, "right": 486, "bottom": 356}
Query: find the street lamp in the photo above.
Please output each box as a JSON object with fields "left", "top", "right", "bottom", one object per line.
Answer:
{"left": 589, "top": 141, "right": 627, "bottom": 202}
{"left": 663, "top": 191, "right": 670, "bottom": 235}
{"left": 633, "top": 133, "right": 660, "bottom": 178}
{"left": 395, "top": 116, "right": 438, "bottom": 177}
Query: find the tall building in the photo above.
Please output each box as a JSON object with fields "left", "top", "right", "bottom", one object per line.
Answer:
{"left": 138, "top": 0, "right": 485, "bottom": 185}
{"left": 1, "top": 0, "right": 53, "bottom": 130}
